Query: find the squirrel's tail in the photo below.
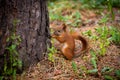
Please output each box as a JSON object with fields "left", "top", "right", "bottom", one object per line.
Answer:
{"left": 71, "top": 32, "right": 88, "bottom": 57}
{"left": 77, "top": 35, "right": 88, "bottom": 51}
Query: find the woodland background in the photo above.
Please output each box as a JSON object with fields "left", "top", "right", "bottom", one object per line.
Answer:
{"left": 0, "top": 0, "right": 120, "bottom": 80}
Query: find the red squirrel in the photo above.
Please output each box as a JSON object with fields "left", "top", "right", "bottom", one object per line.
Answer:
{"left": 52, "top": 23, "right": 88, "bottom": 60}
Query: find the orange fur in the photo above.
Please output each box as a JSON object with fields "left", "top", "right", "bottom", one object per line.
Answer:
{"left": 52, "top": 24, "right": 88, "bottom": 60}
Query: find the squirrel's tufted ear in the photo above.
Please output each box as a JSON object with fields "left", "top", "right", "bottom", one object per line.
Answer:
{"left": 62, "top": 23, "right": 67, "bottom": 31}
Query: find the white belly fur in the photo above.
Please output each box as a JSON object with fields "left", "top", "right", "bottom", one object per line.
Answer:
{"left": 62, "top": 43, "right": 68, "bottom": 53}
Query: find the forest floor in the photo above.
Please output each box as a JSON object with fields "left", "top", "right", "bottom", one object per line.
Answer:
{"left": 17, "top": 1, "right": 120, "bottom": 80}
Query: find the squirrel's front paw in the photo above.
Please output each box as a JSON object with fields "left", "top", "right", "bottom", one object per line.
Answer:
{"left": 51, "top": 34, "right": 56, "bottom": 38}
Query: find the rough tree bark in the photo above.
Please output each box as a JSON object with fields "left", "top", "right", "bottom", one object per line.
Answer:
{"left": 0, "top": 0, "right": 51, "bottom": 72}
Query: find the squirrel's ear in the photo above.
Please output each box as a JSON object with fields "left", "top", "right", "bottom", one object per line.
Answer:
{"left": 62, "top": 23, "right": 67, "bottom": 31}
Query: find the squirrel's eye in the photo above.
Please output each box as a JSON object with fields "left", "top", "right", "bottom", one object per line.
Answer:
{"left": 58, "top": 30, "right": 61, "bottom": 32}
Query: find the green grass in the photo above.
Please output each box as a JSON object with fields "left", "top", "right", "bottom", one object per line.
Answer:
{"left": 0, "top": 19, "right": 22, "bottom": 80}
{"left": 48, "top": 46, "right": 57, "bottom": 62}
{"left": 109, "top": 26, "right": 120, "bottom": 45}
{"left": 48, "top": 1, "right": 82, "bottom": 27}
{"left": 83, "top": 26, "right": 120, "bottom": 56}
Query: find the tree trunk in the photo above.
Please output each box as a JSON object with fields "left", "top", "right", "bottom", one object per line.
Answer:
{"left": 0, "top": 0, "right": 51, "bottom": 72}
